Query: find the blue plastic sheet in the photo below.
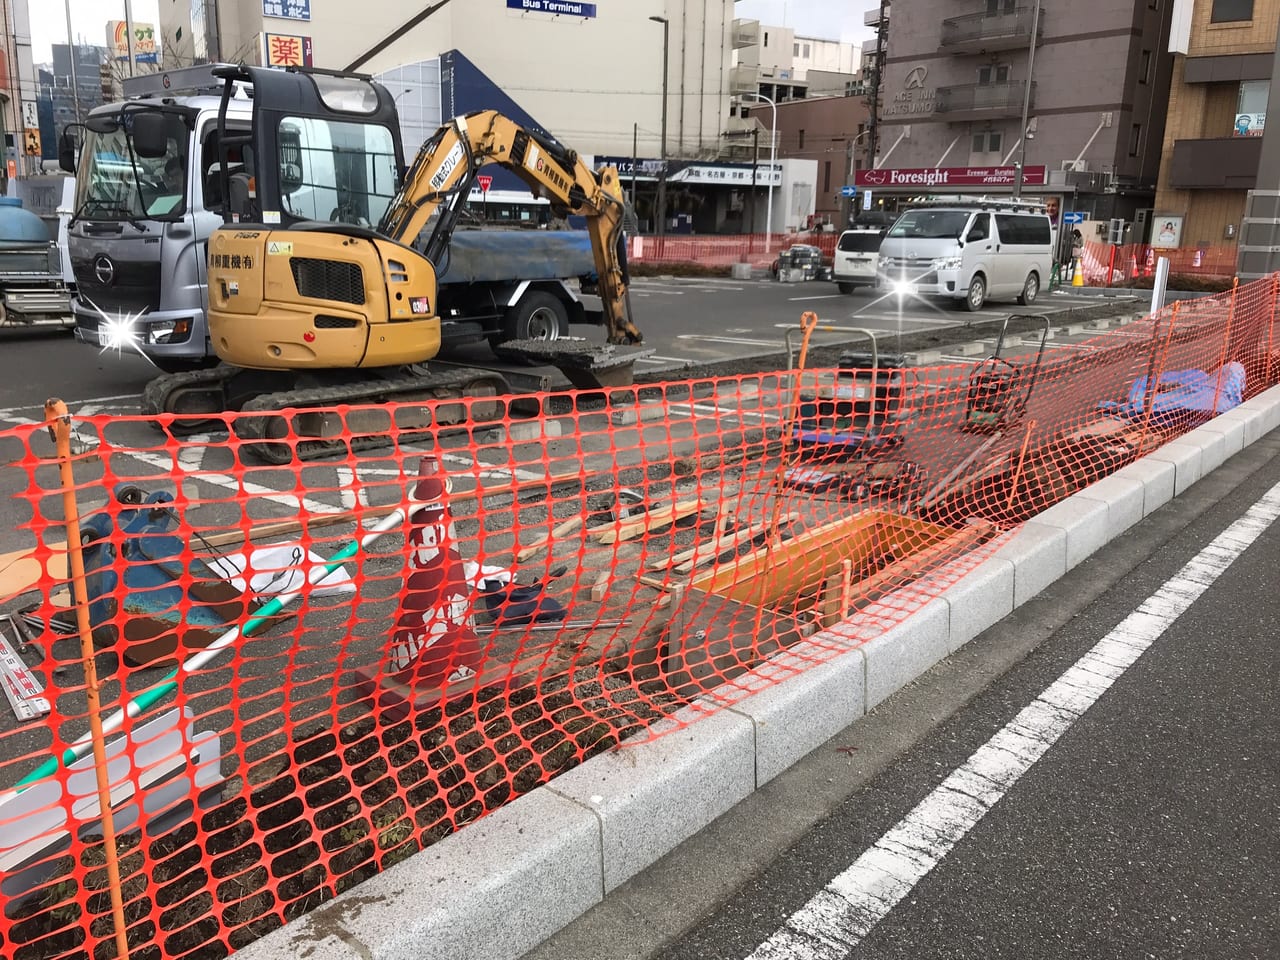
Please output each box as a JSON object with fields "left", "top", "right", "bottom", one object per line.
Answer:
{"left": 1100, "top": 361, "right": 1246, "bottom": 428}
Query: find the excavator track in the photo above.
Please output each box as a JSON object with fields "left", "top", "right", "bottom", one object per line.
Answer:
{"left": 141, "top": 366, "right": 240, "bottom": 434}
{"left": 231, "top": 368, "right": 512, "bottom": 464}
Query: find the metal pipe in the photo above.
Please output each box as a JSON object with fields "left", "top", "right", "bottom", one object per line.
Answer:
{"left": 63, "top": 0, "right": 81, "bottom": 124}
{"left": 650, "top": 16, "right": 670, "bottom": 241}
{"left": 741, "top": 92, "right": 777, "bottom": 252}
{"left": 123, "top": 0, "right": 137, "bottom": 77}
{"left": 1012, "top": 1, "right": 1041, "bottom": 199}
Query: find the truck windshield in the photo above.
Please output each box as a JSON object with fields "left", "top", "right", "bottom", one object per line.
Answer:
{"left": 74, "top": 110, "right": 189, "bottom": 221}
{"left": 277, "top": 116, "right": 399, "bottom": 226}
{"left": 887, "top": 210, "right": 971, "bottom": 240}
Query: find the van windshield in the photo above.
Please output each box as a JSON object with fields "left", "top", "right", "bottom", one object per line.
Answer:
{"left": 887, "top": 210, "right": 971, "bottom": 240}
{"left": 838, "top": 232, "right": 882, "bottom": 253}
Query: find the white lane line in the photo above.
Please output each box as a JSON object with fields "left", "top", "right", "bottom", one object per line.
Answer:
{"left": 636, "top": 355, "right": 697, "bottom": 365}
{"left": 125, "top": 448, "right": 343, "bottom": 515}
{"left": 669, "top": 401, "right": 781, "bottom": 423}
{"left": 746, "top": 478, "right": 1280, "bottom": 960}
{"left": 789, "top": 295, "right": 844, "bottom": 302}
{"left": 439, "top": 451, "right": 543, "bottom": 483}
{"left": 335, "top": 466, "right": 371, "bottom": 510}
{"left": 0, "top": 393, "right": 136, "bottom": 420}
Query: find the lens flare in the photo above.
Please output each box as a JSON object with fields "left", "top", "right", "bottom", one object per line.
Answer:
{"left": 82, "top": 297, "right": 158, "bottom": 368}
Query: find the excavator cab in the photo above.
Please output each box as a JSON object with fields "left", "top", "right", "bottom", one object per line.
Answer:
{"left": 206, "top": 65, "right": 439, "bottom": 371}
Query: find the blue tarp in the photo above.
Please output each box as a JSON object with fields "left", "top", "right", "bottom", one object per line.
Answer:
{"left": 436, "top": 230, "right": 596, "bottom": 285}
{"left": 1099, "top": 361, "right": 1246, "bottom": 427}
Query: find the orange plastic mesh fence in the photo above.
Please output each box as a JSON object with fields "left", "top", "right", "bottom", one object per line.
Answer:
{"left": 0, "top": 276, "right": 1276, "bottom": 959}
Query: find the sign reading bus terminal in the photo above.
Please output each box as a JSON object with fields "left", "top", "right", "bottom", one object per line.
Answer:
{"left": 854, "top": 165, "right": 1048, "bottom": 188}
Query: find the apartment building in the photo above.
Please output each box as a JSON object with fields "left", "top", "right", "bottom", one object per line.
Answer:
{"left": 865, "top": 0, "right": 1176, "bottom": 233}
{"left": 731, "top": 19, "right": 861, "bottom": 104}
{"left": 1153, "top": 0, "right": 1277, "bottom": 252}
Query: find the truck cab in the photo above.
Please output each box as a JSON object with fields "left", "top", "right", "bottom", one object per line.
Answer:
{"left": 63, "top": 65, "right": 252, "bottom": 369}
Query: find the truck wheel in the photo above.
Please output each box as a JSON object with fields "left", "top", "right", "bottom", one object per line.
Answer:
{"left": 1017, "top": 271, "right": 1040, "bottom": 306}
{"left": 503, "top": 291, "right": 569, "bottom": 343}
{"left": 837, "top": 282, "right": 856, "bottom": 295}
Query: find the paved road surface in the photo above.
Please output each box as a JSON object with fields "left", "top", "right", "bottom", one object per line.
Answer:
{"left": 525, "top": 430, "right": 1280, "bottom": 960}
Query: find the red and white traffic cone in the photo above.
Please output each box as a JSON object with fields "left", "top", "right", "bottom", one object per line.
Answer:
{"left": 357, "top": 455, "right": 484, "bottom": 721}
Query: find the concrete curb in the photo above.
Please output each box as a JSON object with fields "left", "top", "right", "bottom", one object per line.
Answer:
{"left": 235, "top": 384, "right": 1280, "bottom": 960}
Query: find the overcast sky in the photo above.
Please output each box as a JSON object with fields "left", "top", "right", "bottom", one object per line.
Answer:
{"left": 733, "top": 0, "right": 873, "bottom": 46}
{"left": 30, "top": 0, "right": 161, "bottom": 63}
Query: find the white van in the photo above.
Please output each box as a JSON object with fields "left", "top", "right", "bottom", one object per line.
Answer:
{"left": 833, "top": 227, "right": 884, "bottom": 293}
{"left": 875, "top": 204, "right": 1053, "bottom": 311}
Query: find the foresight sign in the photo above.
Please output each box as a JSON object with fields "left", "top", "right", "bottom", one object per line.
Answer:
{"left": 507, "top": 0, "right": 598, "bottom": 16}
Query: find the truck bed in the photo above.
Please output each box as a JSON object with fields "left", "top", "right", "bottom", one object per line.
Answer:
{"left": 437, "top": 229, "right": 596, "bottom": 285}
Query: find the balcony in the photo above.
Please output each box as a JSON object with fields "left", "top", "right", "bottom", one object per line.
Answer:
{"left": 864, "top": 6, "right": 888, "bottom": 27}
{"left": 730, "top": 64, "right": 759, "bottom": 96}
{"left": 732, "top": 18, "right": 759, "bottom": 50}
{"left": 935, "top": 80, "right": 1034, "bottom": 121}
{"left": 1169, "top": 137, "right": 1261, "bottom": 190}
{"left": 939, "top": 6, "right": 1043, "bottom": 55}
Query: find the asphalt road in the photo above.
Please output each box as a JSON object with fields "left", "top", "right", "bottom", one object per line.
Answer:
{"left": 526, "top": 430, "right": 1280, "bottom": 960}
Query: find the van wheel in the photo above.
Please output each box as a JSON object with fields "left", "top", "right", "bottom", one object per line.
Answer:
{"left": 502, "top": 291, "right": 569, "bottom": 343}
{"left": 837, "top": 282, "right": 856, "bottom": 294}
{"left": 964, "top": 274, "right": 987, "bottom": 312}
{"left": 1017, "top": 271, "right": 1040, "bottom": 306}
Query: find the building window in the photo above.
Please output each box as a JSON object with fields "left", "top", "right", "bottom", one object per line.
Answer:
{"left": 1128, "top": 123, "right": 1142, "bottom": 156}
{"left": 1210, "top": 0, "right": 1253, "bottom": 21}
{"left": 764, "top": 31, "right": 769, "bottom": 47}
{"left": 823, "top": 161, "right": 831, "bottom": 194}
{"left": 803, "top": 43, "right": 811, "bottom": 57}
{"left": 793, "top": 42, "right": 800, "bottom": 56}
{"left": 978, "top": 64, "right": 1011, "bottom": 84}
{"left": 986, "top": 0, "right": 1015, "bottom": 13}
{"left": 1140, "top": 49, "right": 1151, "bottom": 84}
{"left": 799, "top": 129, "right": 806, "bottom": 149}
{"left": 972, "top": 130, "right": 1003, "bottom": 153}
{"left": 1236, "top": 79, "right": 1268, "bottom": 136}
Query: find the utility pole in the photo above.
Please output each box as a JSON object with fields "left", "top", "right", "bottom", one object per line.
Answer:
{"left": 748, "top": 125, "right": 759, "bottom": 238}
{"left": 650, "top": 16, "right": 670, "bottom": 240}
{"left": 867, "top": 0, "right": 889, "bottom": 166}
{"left": 1012, "top": 1, "right": 1041, "bottom": 199}
{"left": 123, "top": 0, "right": 137, "bottom": 77}
{"left": 631, "top": 121, "right": 638, "bottom": 206}
{"left": 63, "top": 0, "right": 81, "bottom": 124}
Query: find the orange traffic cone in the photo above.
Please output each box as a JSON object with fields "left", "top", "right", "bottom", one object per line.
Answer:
{"left": 1129, "top": 251, "right": 1139, "bottom": 282}
{"left": 356, "top": 455, "right": 484, "bottom": 721}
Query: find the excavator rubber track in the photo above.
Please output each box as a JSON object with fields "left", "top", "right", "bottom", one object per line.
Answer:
{"left": 143, "top": 365, "right": 510, "bottom": 464}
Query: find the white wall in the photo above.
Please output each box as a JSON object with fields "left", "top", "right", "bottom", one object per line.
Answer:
{"left": 224, "top": 0, "right": 737, "bottom": 162}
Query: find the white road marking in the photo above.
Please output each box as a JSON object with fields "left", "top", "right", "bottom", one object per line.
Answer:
{"left": 439, "top": 451, "right": 543, "bottom": 483}
{"left": 747, "top": 479, "right": 1280, "bottom": 960}
{"left": 0, "top": 393, "right": 136, "bottom": 420}
{"left": 678, "top": 335, "right": 791, "bottom": 347}
{"left": 789, "top": 295, "right": 844, "bottom": 302}
{"left": 669, "top": 401, "right": 781, "bottom": 423}
{"left": 636, "top": 355, "right": 697, "bottom": 365}
{"left": 335, "top": 466, "right": 371, "bottom": 510}
{"left": 125, "top": 448, "right": 343, "bottom": 515}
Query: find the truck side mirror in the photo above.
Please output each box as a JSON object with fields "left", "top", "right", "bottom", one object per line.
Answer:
{"left": 131, "top": 112, "right": 169, "bottom": 159}
{"left": 58, "top": 130, "right": 78, "bottom": 173}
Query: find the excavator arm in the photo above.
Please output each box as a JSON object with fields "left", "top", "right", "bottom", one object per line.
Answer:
{"left": 379, "top": 110, "right": 642, "bottom": 345}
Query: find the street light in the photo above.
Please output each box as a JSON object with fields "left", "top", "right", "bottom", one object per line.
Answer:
{"left": 1012, "top": 1, "right": 1042, "bottom": 200}
{"left": 739, "top": 91, "right": 777, "bottom": 253}
{"left": 649, "top": 15, "right": 669, "bottom": 239}
{"left": 844, "top": 129, "right": 874, "bottom": 226}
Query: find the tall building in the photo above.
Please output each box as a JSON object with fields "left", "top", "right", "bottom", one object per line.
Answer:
{"left": 730, "top": 19, "right": 862, "bottom": 104}
{"left": 863, "top": 0, "right": 1176, "bottom": 233}
{"left": 0, "top": 0, "right": 38, "bottom": 183}
{"left": 1153, "top": 0, "right": 1277, "bottom": 254}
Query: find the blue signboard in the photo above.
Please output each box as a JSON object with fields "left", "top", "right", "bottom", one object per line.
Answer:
{"left": 1062, "top": 211, "right": 1085, "bottom": 224}
{"left": 263, "top": 0, "right": 311, "bottom": 21}
{"left": 839, "top": 185, "right": 857, "bottom": 198}
{"left": 506, "top": 0, "right": 598, "bottom": 17}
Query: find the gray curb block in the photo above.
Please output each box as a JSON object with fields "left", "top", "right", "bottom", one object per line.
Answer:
{"left": 237, "top": 384, "right": 1280, "bottom": 960}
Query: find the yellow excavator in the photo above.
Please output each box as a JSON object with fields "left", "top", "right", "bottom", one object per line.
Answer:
{"left": 142, "top": 65, "right": 645, "bottom": 462}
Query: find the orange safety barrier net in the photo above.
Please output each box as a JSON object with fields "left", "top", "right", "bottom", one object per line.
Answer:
{"left": 0, "top": 275, "right": 1277, "bottom": 959}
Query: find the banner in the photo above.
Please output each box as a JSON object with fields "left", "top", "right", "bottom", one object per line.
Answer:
{"left": 263, "top": 33, "right": 314, "bottom": 67}
{"left": 854, "top": 165, "right": 1047, "bottom": 188}
{"left": 106, "top": 21, "right": 158, "bottom": 64}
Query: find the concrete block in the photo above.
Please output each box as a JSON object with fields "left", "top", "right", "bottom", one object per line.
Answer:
{"left": 956, "top": 341, "right": 988, "bottom": 356}
{"left": 233, "top": 789, "right": 602, "bottom": 960}
{"left": 1111, "top": 457, "right": 1176, "bottom": 517}
{"left": 1187, "top": 423, "right": 1230, "bottom": 475}
{"left": 859, "top": 599, "right": 951, "bottom": 710}
{"left": 548, "top": 706, "right": 755, "bottom": 892}
{"left": 992, "top": 520, "right": 1068, "bottom": 608}
{"left": 1238, "top": 384, "right": 1280, "bottom": 435}
{"left": 1191, "top": 415, "right": 1246, "bottom": 463}
{"left": 722, "top": 642, "right": 867, "bottom": 786}
{"left": 1075, "top": 473, "right": 1146, "bottom": 537}
{"left": 1213, "top": 406, "right": 1267, "bottom": 447}
{"left": 907, "top": 349, "right": 944, "bottom": 366}
{"left": 1032, "top": 494, "right": 1111, "bottom": 571}
{"left": 1145, "top": 440, "right": 1203, "bottom": 496}
{"left": 939, "top": 556, "right": 1015, "bottom": 652}
{"left": 730, "top": 262, "right": 753, "bottom": 280}
{"left": 506, "top": 418, "right": 565, "bottom": 442}
{"left": 609, "top": 402, "right": 668, "bottom": 427}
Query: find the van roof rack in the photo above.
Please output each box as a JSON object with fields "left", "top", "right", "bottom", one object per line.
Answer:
{"left": 122, "top": 64, "right": 252, "bottom": 101}
{"left": 904, "top": 194, "right": 1048, "bottom": 213}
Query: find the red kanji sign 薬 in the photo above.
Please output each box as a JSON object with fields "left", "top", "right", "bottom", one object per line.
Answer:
{"left": 264, "top": 32, "right": 313, "bottom": 67}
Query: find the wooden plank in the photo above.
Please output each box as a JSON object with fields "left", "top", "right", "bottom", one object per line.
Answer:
{"left": 515, "top": 515, "right": 584, "bottom": 563}
{"left": 672, "top": 513, "right": 799, "bottom": 576}
{"left": 591, "top": 499, "right": 705, "bottom": 545}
